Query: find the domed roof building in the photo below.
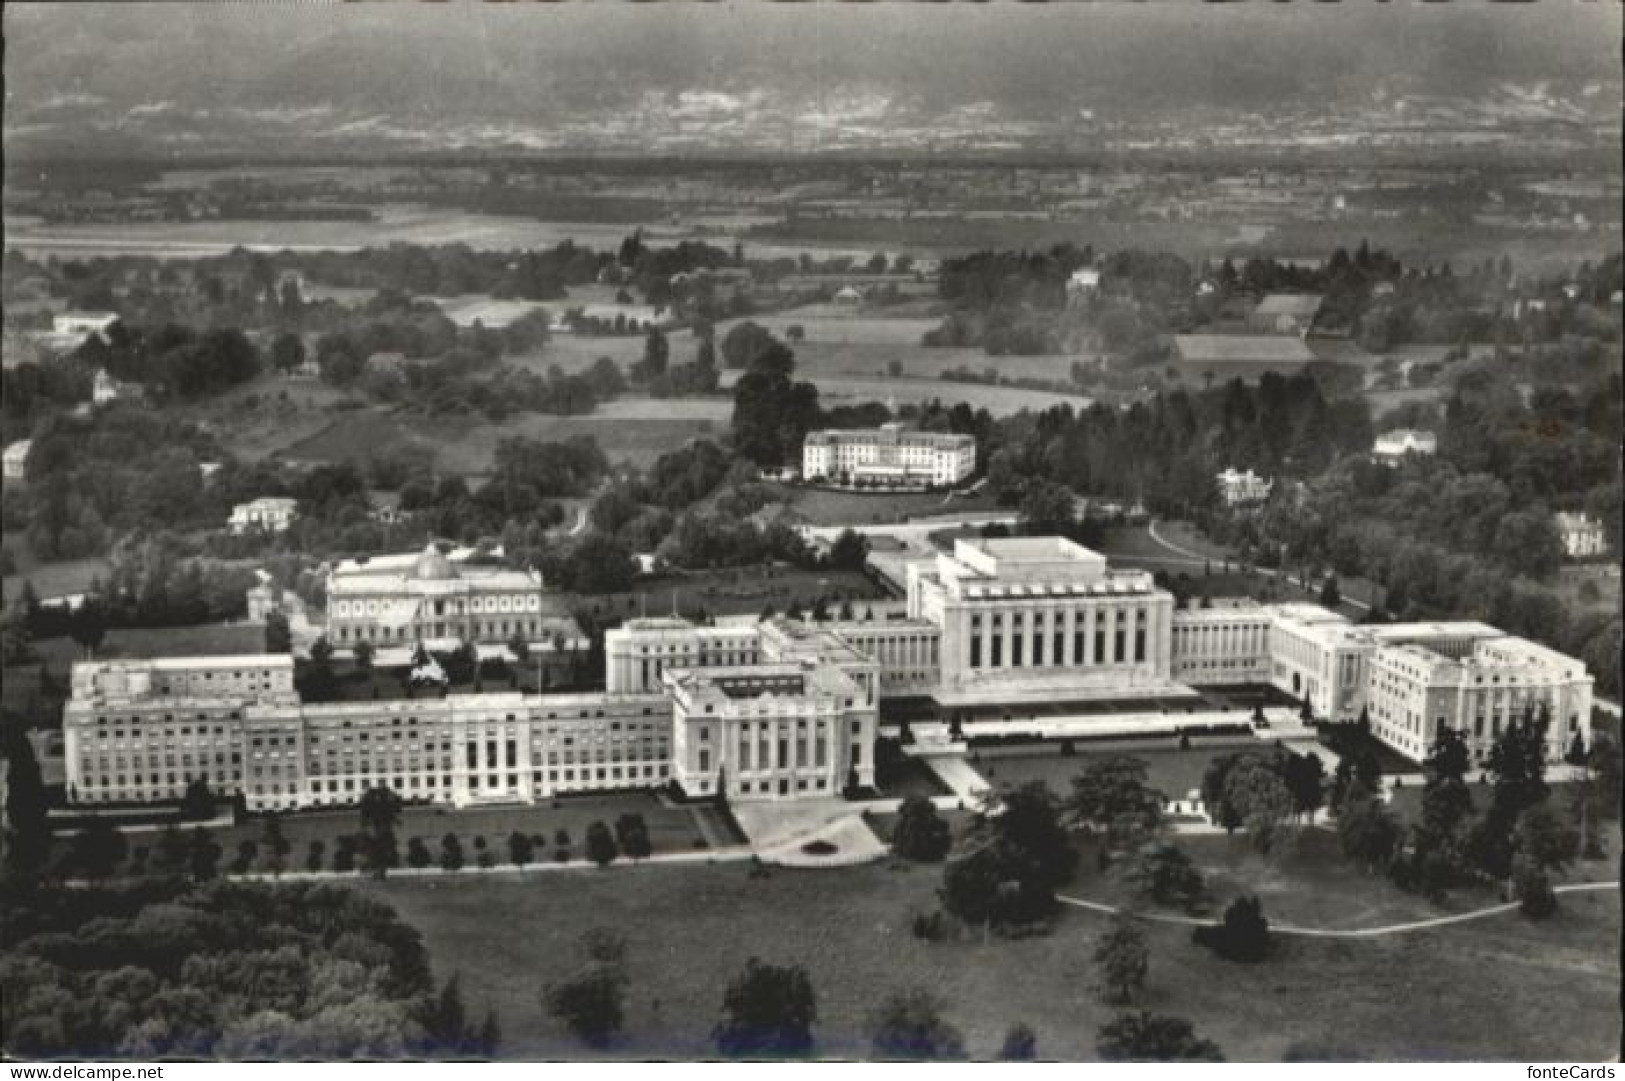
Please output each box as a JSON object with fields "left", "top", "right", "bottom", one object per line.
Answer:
{"left": 325, "top": 541, "right": 579, "bottom": 654}
{"left": 411, "top": 542, "right": 459, "bottom": 581}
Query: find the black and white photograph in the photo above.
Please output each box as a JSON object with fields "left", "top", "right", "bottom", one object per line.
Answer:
{"left": 1, "top": 1, "right": 1620, "bottom": 1067}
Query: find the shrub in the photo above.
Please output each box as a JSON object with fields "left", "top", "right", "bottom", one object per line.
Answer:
{"left": 1192, "top": 895, "right": 1270, "bottom": 962}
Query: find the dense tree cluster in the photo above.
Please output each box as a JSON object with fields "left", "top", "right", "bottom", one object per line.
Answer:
{"left": 0, "top": 880, "right": 496, "bottom": 1059}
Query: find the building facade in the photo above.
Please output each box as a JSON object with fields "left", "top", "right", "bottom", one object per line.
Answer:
{"left": 908, "top": 537, "right": 1176, "bottom": 699}
{"left": 325, "top": 543, "right": 580, "bottom": 652}
{"left": 1372, "top": 429, "right": 1438, "bottom": 463}
{"left": 1365, "top": 632, "right": 1592, "bottom": 763}
{"left": 1555, "top": 511, "right": 1609, "bottom": 558}
{"left": 663, "top": 660, "right": 877, "bottom": 802}
{"left": 1216, "top": 468, "right": 1273, "bottom": 507}
{"left": 2, "top": 440, "right": 30, "bottom": 482}
{"left": 229, "top": 497, "right": 299, "bottom": 536}
{"left": 802, "top": 424, "right": 976, "bottom": 488}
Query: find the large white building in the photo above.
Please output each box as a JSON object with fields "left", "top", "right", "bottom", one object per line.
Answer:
{"left": 326, "top": 543, "right": 583, "bottom": 654}
{"left": 1169, "top": 602, "right": 1593, "bottom": 763}
{"left": 64, "top": 537, "right": 1599, "bottom": 814}
{"left": 802, "top": 424, "right": 975, "bottom": 488}
{"left": 1216, "top": 468, "right": 1273, "bottom": 507}
{"left": 229, "top": 497, "right": 299, "bottom": 536}
{"left": 1555, "top": 511, "right": 1609, "bottom": 558}
{"left": 1364, "top": 625, "right": 1592, "bottom": 763}
{"left": 64, "top": 619, "right": 878, "bottom": 811}
{"left": 2, "top": 440, "right": 30, "bottom": 482}
{"left": 1372, "top": 429, "right": 1438, "bottom": 464}
{"left": 907, "top": 536, "right": 1177, "bottom": 703}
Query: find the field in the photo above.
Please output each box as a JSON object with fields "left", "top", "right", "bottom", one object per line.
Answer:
{"left": 1, "top": 551, "right": 111, "bottom": 603}
{"left": 275, "top": 398, "right": 728, "bottom": 478}
{"left": 30, "top": 622, "right": 268, "bottom": 671}
{"left": 760, "top": 485, "right": 1004, "bottom": 528}
{"left": 361, "top": 835, "right": 1620, "bottom": 1060}
{"left": 972, "top": 745, "right": 1254, "bottom": 804}
{"left": 207, "top": 791, "right": 730, "bottom": 866}
{"left": 563, "top": 566, "right": 886, "bottom": 620}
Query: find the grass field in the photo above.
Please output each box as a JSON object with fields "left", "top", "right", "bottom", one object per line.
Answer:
{"left": 275, "top": 398, "right": 727, "bottom": 478}
{"left": 209, "top": 791, "right": 720, "bottom": 867}
{"left": 565, "top": 566, "right": 886, "bottom": 620}
{"left": 360, "top": 837, "right": 1620, "bottom": 1060}
{"left": 1, "top": 552, "right": 112, "bottom": 603}
{"left": 972, "top": 746, "right": 1246, "bottom": 803}
{"left": 30, "top": 622, "right": 268, "bottom": 670}
{"left": 766, "top": 485, "right": 1004, "bottom": 527}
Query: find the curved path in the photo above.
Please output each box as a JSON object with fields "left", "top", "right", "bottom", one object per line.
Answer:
{"left": 1057, "top": 880, "right": 1617, "bottom": 938}
{"left": 1146, "top": 520, "right": 1371, "bottom": 613}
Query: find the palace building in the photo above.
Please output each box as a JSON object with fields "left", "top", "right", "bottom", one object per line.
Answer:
{"left": 62, "top": 538, "right": 1598, "bottom": 814}
{"left": 325, "top": 542, "right": 583, "bottom": 653}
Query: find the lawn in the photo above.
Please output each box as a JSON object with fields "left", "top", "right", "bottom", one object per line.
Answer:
{"left": 275, "top": 398, "right": 728, "bottom": 478}
{"left": 358, "top": 840, "right": 1620, "bottom": 1060}
{"left": 719, "top": 370, "right": 1089, "bottom": 415}
{"left": 972, "top": 745, "right": 1256, "bottom": 804}
{"left": 565, "top": 567, "right": 885, "bottom": 621}
{"left": 2, "top": 552, "right": 113, "bottom": 603}
{"left": 772, "top": 485, "right": 1004, "bottom": 528}
{"left": 31, "top": 622, "right": 268, "bottom": 670}
{"left": 212, "top": 791, "right": 720, "bottom": 867}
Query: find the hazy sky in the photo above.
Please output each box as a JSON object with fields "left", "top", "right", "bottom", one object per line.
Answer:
{"left": 5, "top": 2, "right": 1620, "bottom": 154}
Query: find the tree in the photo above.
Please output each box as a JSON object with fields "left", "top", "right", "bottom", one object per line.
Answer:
{"left": 187, "top": 827, "right": 221, "bottom": 881}
{"left": 352, "top": 639, "right": 375, "bottom": 676}
{"left": 1512, "top": 803, "right": 1578, "bottom": 875}
{"left": 264, "top": 611, "right": 292, "bottom": 654}
{"left": 1019, "top": 480, "right": 1075, "bottom": 531}
{"left": 1337, "top": 795, "right": 1401, "bottom": 873}
{"left": 1470, "top": 709, "right": 1552, "bottom": 880}
{"left": 358, "top": 786, "right": 402, "bottom": 878}
{"left": 1096, "top": 1012, "right": 1225, "bottom": 1062}
{"left": 508, "top": 831, "right": 534, "bottom": 868}
{"left": 998, "top": 1023, "right": 1038, "bottom": 1061}
{"left": 891, "top": 796, "right": 952, "bottom": 862}
{"left": 440, "top": 834, "right": 465, "bottom": 872}
{"left": 1193, "top": 895, "right": 1270, "bottom": 963}
{"left": 866, "top": 988, "right": 966, "bottom": 1061}
{"left": 941, "top": 783, "right": 1076, "bottom": 932}
{"left": 1222, "top": 758, "right": 1296, "bottom": 853}
{"left": 1513, "top": 858, "right": 1557, "bottom": 918}
{"left": 407, "top": 837, "right": 432, "bottom": 869}
{"left": 585, "top": 820, "right": 619, "bottom": 867}
{"left": 1127, "top": 842, "right": 1206, "bottom": 912}
{"left": 545, "top": 932, "right": 629, "bottom": 1049}
{"left": 2, "top": 720, "right": 51, "bottom": 878}
{"left": 70, "top": 819, "right": 128, "bottom": 881}
{"left": 68, "top": 595, "right": 108, "bottom": 656}
{"left": 1067, "top": 755, "right": 1163, "bottom": 849}
{"left": 1319, "top": 574, "right": 1342, "bottom": 609}
{"left": 713, "top": 958, "right": 818, "bottom": 1058}
{"left": 1277, "top": 750, "right": 1327, "bottom": 821}
{"left": 269, "top": 332, "right": 306, "bottom": 374}
{"left": 826, "top": 529, "right": 870, "bottom": 572}
{"left": 259, "top": 814, "right": 292, "bottom": 874}
{"left": 1093, "top": 911, "right": 1150, "bottom": 1005}
{"left": 614, "top": 813, "right": 652, "bottom": 861}
{"left": 152, "top": 822, "right": 189, "bottom": 876}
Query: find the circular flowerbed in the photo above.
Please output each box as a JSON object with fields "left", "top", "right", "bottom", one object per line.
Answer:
{"left": 800, "top": 840, "right": 839, "bottom": 856}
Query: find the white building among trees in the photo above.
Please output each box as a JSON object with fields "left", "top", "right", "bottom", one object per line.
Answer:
{"left": 802, "top": 423, "right": 975, "bottom": 488}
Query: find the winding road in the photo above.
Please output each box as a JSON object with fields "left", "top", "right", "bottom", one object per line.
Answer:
{"left": 1145, "top": 520, "right": 1372, "bottom": 612}
{"left": 1057, "top": 880, "right": 1617, "bottom": 938}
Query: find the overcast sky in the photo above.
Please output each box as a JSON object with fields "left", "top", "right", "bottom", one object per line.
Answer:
{"left": 5, "top": 2, "right": 1620, "bottom": 154}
